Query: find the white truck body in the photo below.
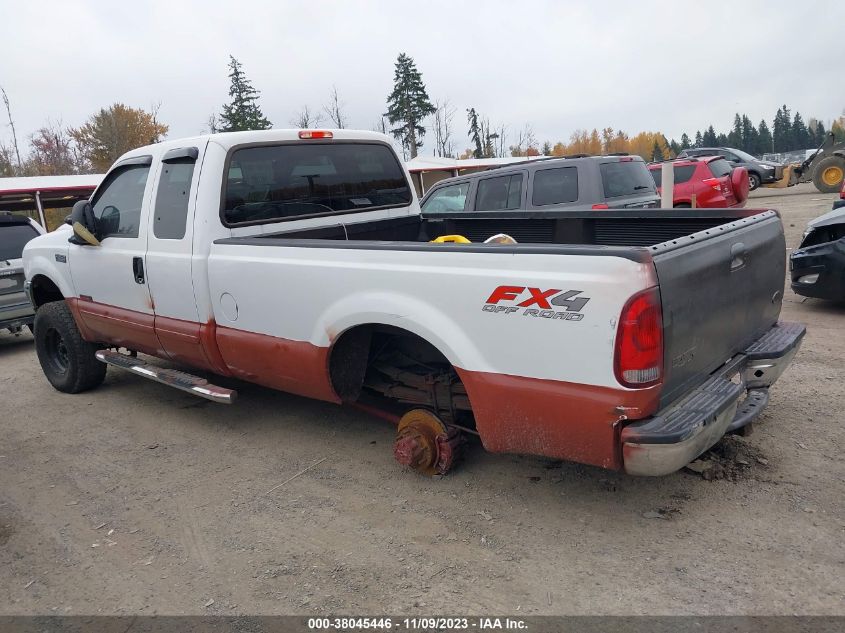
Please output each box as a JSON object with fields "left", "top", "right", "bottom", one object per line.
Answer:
{"left": 23, "top": 129, "right": 804, "bottom": 476}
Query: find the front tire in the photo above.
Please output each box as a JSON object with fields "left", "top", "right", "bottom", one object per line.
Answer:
{"left": 34, "top": 301, "right": 106, "bottom": 393}
{"left": 748, "top": 172, "right": 761, "bottom": 191}
{"left": 812, "top": 156, "right": 845, "bottom": 193}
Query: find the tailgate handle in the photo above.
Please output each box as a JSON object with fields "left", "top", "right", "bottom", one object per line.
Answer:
{"left": 730, "top": 242, "right": 746, "bottom": 271}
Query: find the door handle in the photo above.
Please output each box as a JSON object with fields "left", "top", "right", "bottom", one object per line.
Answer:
{"left": 730, "top": 242, "right": 746, "bottom": 271}
{"left": 132, "top": 257, "right": 145, "bottom": 284}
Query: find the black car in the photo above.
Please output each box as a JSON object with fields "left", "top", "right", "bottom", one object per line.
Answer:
{"left": 419, "top": 155, "right": 660, "bottom": 215}
{"left": 790, "top": 205, "right": 845, "bottom": 301}
{"left": 678, "top": 147, "right": 783, "bottom": 191}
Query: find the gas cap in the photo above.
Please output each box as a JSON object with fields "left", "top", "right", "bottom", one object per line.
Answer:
{"left": 220, "top": 292, "right": 239, "bottom": 321}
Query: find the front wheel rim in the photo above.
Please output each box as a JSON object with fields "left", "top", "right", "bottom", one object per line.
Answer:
{"left": 45, "top": 328, "right": 70, "bottom": 374}
{"left": 822, "top": 166, "right": 843, "bottom": 187}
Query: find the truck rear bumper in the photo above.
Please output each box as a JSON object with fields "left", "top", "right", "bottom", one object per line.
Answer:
{"left": 621, "top": 321, "right": 805, "bottom": 476}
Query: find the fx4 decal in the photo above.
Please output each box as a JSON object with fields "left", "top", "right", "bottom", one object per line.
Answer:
{"left": 483, "top": 286, "right": 590, "bottom": 321}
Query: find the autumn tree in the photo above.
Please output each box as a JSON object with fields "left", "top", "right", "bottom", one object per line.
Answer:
{"left": 431, "top": 99, "right": 456, "bottom": 158}
{"left": 0, "top": 142, "right": 16, "bottom": 176}
{"left": 1, "top": 85, "right": 22, "bottom": 172}
{"left": 385, "top": 53, "right": 435, "bottom": 158}
{"left": 291, "top": 105, "right": 323, "bottom": 128}
{"left": 219, "top": 56, "right": 272, "bottom": 132}
{"left": 70, "top": 103, "right": 168, "bottom": 172}
{"left": 29, "top": 120, "right": 84, "bottom": 175}
{"left": 323, "top": 86, "right": 348, "bottom": 129}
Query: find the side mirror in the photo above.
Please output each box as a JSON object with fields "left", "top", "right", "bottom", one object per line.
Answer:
{"left": 68, "top": 200, "right": 101, "bottom": 246}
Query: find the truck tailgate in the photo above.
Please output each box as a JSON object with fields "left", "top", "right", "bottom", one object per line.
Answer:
{"left": 653, "top": 210, "right": 784, "bottom": 407}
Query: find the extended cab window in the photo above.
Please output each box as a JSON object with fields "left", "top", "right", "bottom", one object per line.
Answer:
{"left": 600, "top": 161, "right": 656, "bottom": 198}
{"left": 92, "top": 164, "right": 151, "bottom": 239}
{"left": 0, "top": 222, "right": 39, "bottom": 260}
{"left": 532, "top": 167, "right": 578, "bottom": 206}
{"left": 475, "top": 174, "right": 522, "bottom": 211}
{"left": 154, "top": 160, "right": 195, "bottom": 239}
{"left": 223, "top": 143, "right": 411, "bottom": 225}
{"left": 422, "top": 182, "right": 469, "bottom": 213}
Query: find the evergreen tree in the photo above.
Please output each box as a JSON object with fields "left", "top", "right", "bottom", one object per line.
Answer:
{"left": 385, "top": 52, "right": 435, "bottom": 159}
{"left": 669, "top": 138, "right": 681, "bottom": 156}
{"left": 467, "top": 108, "right": 483, "bottom": 159}
{"left": 741, "top": 115, "right": 758, "bottom": 155}
{"left": 715, "top": 132, "right": 729, "bottom": 146}
{"left": 814, "top": 121, "right": 827, "bottom": 146}
{"left": 792, "top": 112, "right": 810, "bottom": 149}
{"left": 219, "top": 56, "right": 272, "bottom": 132}
{"left": 728, "top": 113, "right": 743, "bottom": 148}
{"left": 680, "top": 133, "right": 691, "bottom": 149}
{"left": 702, "top": 125, "right": 718, "bottom": 146}
{"left": 758, "top": 119, "right": 773, "bottom": 155}
{"left": 772, "top": 105, "right": 792, "bottom": 153}
{"left": 694, "top": 130, "right": 703, "bottom": 148}
{"left": 541, "top": 141, "right": 552, "bottom": 156}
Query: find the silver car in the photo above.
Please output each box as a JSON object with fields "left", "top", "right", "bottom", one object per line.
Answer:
{"left": 1, "top": 213, "right": 45, "bottom": 333}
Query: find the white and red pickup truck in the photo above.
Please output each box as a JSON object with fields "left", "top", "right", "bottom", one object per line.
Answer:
{"left": 23, "top": 129, "right": 804, "bottom": 477}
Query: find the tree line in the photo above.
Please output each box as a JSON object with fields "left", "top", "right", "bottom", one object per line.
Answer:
{"left": 3, "top": 53, "right": 845, "bottom": 177}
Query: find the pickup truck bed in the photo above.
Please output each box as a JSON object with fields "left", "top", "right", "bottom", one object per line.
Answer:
{"left": 22, "top": 129, "right": 803, "bottom": 477}
{"left": 213, "top": 207, "right": 797, "bottom": 474}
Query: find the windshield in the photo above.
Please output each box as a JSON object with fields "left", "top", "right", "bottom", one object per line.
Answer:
{"left": 223, "top": 142, "right": 412, "bottom": 226}
{"left": 731, "top": 149, "right": 759, "bottom": 162}
{"left": 422, "top": 182, "right": 470, "bottom": 212}
{"left": 0, "top": 222, "right": 40, "bottom": 260}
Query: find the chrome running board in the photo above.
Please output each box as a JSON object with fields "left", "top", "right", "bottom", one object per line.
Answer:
{"left": 95, "top": 350, "right": 236, "bottom": 404}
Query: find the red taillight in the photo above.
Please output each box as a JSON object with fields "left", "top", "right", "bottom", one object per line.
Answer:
{"left": 840, "top": 181, "right": 845, "bottom": 199}
{"left": 299, "top": 130, "right": 333, "bottom": 139}
{"left": 701, "top": 177, "right": 721, "bottom": 191}
{"left": 614, "top": 287, "right": 663, "bottom": 388}
{"left": 592, "top": 203, "right": 609, "bottom": 209}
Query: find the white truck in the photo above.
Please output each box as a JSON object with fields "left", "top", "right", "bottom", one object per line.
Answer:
{"left": 23, "top": 129, "right": 804, "bottom": 477}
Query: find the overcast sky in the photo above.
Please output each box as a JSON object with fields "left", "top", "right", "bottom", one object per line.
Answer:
{"left": 2, "top": 0, "right": 843, "bottom": 156}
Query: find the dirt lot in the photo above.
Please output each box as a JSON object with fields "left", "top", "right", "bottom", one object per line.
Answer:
{"left": 1, "top": 183, "right": 843, "bottom": 616}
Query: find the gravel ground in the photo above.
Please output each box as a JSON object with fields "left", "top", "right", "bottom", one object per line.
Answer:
{"left": 1, "top": 183, "right": 843, "bottom": 616}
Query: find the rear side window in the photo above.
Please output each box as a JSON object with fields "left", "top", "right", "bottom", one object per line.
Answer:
{"left": 532, "top": 167, "right": 578, "bottom": 206}
{"left": 422, "top": 182, "right": 469, "bottom": 213}
{"left": 708, "top": 159, "right": 733, "bottom": 178}
{"left": 92, "top": 164, "right": 151, "bottom": 239}
{"left": 154, "top": 160, "right": 195, "bottom": 239}
{"left": 223, "top": 142, "right": 411, "bottom": 225}
{"left": 0, "top": 223, "right": 39, "bottom": 260}
{"left": 650, "top": 165, "right": 697, "bottom": 187}
{"left": 600, "top": 161, "right": 656, "bottom": 198}
{"left": 475, "top": 174, "right": 523, "bottom": 211}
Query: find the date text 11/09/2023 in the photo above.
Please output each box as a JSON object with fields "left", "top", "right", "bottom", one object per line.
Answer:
{"left": 307, "top": 617, "right": 528, "bottom": 630}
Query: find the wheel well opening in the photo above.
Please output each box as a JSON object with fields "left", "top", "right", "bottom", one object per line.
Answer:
{"left": 31, "top": 275, "right": 64, "bottom": 308}
{"left": 328, "top": 324, "right": 474, "bottom": 427}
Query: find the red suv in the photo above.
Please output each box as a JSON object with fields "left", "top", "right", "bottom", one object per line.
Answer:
{"left": 648, "top": 156, "right": 749, "bottom": 208}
